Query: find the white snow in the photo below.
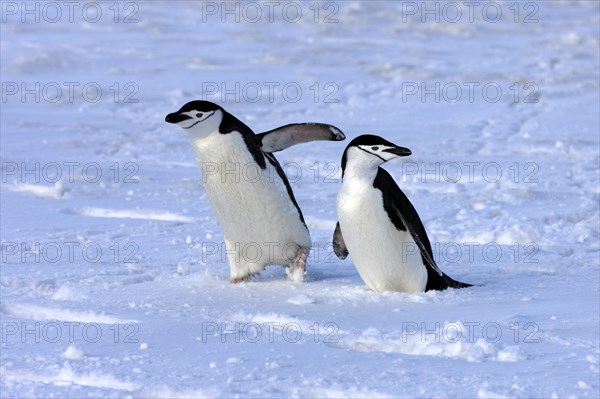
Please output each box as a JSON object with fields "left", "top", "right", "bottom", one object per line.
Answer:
{"left": 1, "top": 1, "right": 599, "bottom": 398}
{"left": 1, "top": 303, "right": 134, "bottom": 324}
{"left": 74, "top": 206, "right": 195, "bottom": 222}
{"left": 4, "top": 181, "right": 66, "bottom": 199}
{"left": 63, "top": 344, "right": 84, "bottom": 360}
{"left": 287, "top": 294, "right": 317, "bottom": 305}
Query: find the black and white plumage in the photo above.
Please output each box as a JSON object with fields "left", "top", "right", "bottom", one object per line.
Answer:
{"left": 165, "top": 100, "right": 345, "bottom": 283}
{"left": 333, "top": 134, "right": 471, "bottom": 293}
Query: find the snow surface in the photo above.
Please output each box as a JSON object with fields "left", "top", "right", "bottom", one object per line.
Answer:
{"left": 1, "top": 1, "right": 599, "bottom": 398}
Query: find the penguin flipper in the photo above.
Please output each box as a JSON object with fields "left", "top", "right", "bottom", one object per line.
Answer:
{"left": 391, "top": 207, "right": 444, "bottom": 277}
{"left": 392, "top": 203, "right": 472, "bottom": 290}
{"left": 388, "top": 197, "right": 473, "bottom": 290}
{"left": 256, "top": 123, "right": 346, "bottom": 153}
{"left": 332, "top": 222, "right": 349, "bottom": 260}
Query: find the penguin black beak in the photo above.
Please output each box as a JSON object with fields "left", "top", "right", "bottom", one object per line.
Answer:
{"left": 383, "top": 146, "right": 412, "bottom": 157}
{"left": 165, "top": 112, "right": 192, "bottom": 124}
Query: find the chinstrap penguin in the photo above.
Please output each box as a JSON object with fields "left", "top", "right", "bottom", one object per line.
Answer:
{"left": 165, "top": 100, "right": 345, "bottom": 283}
{"left": 333, "top": 134, "right": 471, "bottom": 293}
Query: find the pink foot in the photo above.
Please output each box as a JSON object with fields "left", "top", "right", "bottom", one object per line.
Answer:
{"left": 287, "top": 247, "right": 309, "bottom": 281}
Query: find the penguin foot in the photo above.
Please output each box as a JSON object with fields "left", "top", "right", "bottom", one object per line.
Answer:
{"left": 287, "top": 247, "right": 310, "bottom": 282}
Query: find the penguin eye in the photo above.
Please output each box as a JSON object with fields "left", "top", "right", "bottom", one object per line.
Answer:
{"left": 196, "top": 113, "right": 203, "bottom": 118}
{"left": 371, "top": 146, "right": 379, "bottom": 151}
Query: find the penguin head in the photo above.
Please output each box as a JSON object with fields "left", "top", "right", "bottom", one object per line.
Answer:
{"left": 165, "top": 100, "right": 224, "bottom": 137}
{"left": 341, "top": 134, "right": 412, "bottom": 173}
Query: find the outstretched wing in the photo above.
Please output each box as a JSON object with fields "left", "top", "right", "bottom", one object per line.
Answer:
{"left": 374, "top": 168, "right": 471, "bottom": 290}
{"left": 256, "top": 123, "right": 345, "bottom": 153}
{"left": 332, "top": 222, "right": 349, "bottom": 260}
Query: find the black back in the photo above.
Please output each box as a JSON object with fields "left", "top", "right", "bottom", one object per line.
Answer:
{"left": 219, "top": 108, "right": 268, "bottom": 170}
{"left": 374, "top": 167, "right": 471, "bottom": 291}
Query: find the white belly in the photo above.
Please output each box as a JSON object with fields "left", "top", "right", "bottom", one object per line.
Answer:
{"left": 337, "top": 177, "right": 428, "bottom": 293}
{"left": 191, "top": 131, "right": 310, "bottom": 277}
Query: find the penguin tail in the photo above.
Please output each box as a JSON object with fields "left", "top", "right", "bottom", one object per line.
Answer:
{"left": 444, "top": 275, "right": 472, "bottom": 289}
{"left": 425, "top": 270, "right": 473, "bottom": 291}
